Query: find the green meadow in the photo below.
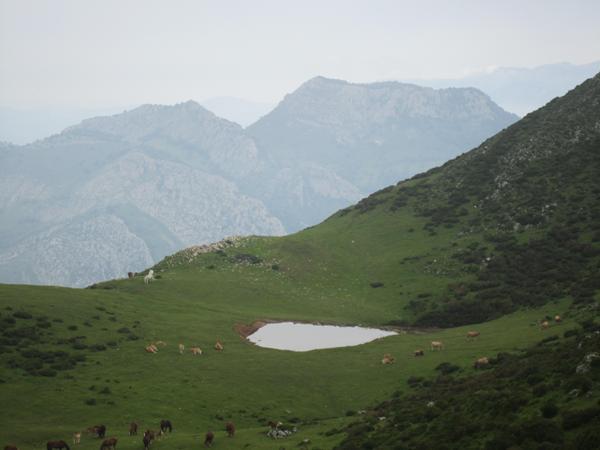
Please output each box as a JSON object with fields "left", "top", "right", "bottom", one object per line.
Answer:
{"left": 0, "top": 209, "right": 571, "bottom": 449}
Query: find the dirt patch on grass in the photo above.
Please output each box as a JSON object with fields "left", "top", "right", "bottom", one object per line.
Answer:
{"left": 234, "top": 320, "right": 271, "bottom": 338}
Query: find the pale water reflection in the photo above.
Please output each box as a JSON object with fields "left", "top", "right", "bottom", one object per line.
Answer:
{"left": 247, "top": 322, "right": 397, "bottom": 351}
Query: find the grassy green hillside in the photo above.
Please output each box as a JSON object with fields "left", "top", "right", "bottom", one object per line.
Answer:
{"left": 334, "top": 319, "right": 600, "bottom": 450}
{"left": 1, "top": 73, "right": 599, "bottom": 449}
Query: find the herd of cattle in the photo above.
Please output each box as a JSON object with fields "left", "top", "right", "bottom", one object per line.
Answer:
{"left": 3, "top": 315, "right": 562, "bottom": 450}
{"left": 5, "top": 419, "right": 248, "bottom": 450}
{"left": 144, "top": 340, "right": 224, "bottom": 355}
{"left": 381, "top": 315, "right": 562, "bottom": 368}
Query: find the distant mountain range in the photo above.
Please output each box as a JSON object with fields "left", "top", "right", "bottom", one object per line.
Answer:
{"left": 0, "top": 77, "right": 517, "bottom": 287}
{"left": 247, "top": 76, "right": 517, "bottom": 229}
{"left": 405, "top": 61, "right": 600, "bottom": 116}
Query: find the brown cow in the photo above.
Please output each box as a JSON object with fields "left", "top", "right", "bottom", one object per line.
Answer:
{"left": 92, "top": 425, "right": 106, "bottom": 439}
{"left": 190, "top": 347, "right": 203, "bottom": 355}
{"left": 431, "top": 341, "right": 444, "bottom": 351}
{"left": 381, "top": 353, "right": 395, "bottom": 364}
{"left": 467, "top": 331, "right": 480, "bottom": 339}
{"left": 127, "top": 272, "right": 135, "bottom": 279}
{"left": 474, "top": 357, "right": 490, "bottom": 369}
{"left": 225, "top": 421, "right": 235, "bottom": 437}
{"left": 204, "top": 431, "right": 214, "bottom": 447}
{"left": 100, "top": 438, "right": 117, "bottom": 450}
{"left": 129, "top": 422, "right": 138, "bottom": 436}
{"left": 4, "top": 446, "right": 18, "bottom": 450}
{"left": 142, "top": 431, "right": 153, "bottom": 450}
{"left": 414, "top": 349, "right": 425, "bottom": 357}
{"left": 214, "top": 341, "right": 224, "bottom": 351}
{"left": 46, "top": 442, "right": 70, "bottom": 450}
{"left": 554, "top": 315, "right": 562, "bottom": 323}
{"left": 541, "top": 320, "right": 550, "bottom": 330}
{"left": 268, "top": 421, "right": 282, "bottom": 430}
{"left": 145, "top": 344, "right": 158, "bottom": 353}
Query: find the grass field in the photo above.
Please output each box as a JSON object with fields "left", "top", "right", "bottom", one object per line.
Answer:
{"left": 0, "top": 215, "right": 572, "bottom": 450}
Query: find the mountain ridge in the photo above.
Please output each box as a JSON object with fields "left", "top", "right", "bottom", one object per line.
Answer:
{"left": 0, "top": 77, "right": 520, "bottom": 287}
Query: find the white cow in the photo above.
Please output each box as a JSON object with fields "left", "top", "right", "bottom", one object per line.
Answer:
{"left": 144, "top": 269, "right": 155, "bottom": 284}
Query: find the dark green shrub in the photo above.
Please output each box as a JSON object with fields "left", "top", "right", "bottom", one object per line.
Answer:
{"left": 436, "top": 362, "right": 460, "bottom": 375}
{"left": 572, "top": 427, "right": 600, "bottom": 450}
{"left": 562, "top": 406, "right": 600, "bottom": 430}
{"left": 67, "top": 325, "right": 78, "bottom": 331}
{"left": 233, "top": 253, "right": 262, "bottom": 264}
{"left": 88, "top": 344, "right": 106, "bottom": 352}
{"left": 13, "top": 311, "right": 32, "bottom": 319}
{"left": 564, "top": 375, "right": 593, "bottom": 394}
{"left": 370, "top": 282, "right": 384, "bottom": 288}
{"left": 563, "top": 328, "right": 579, "bottom": 338}
{"left": 533, "top": 384, "right": 549, "bottom": 397}
{"left": 85, "top": 398, "right": 97, "bottom": 406}
{"left": 541, "top": 402, "right": 559, "bottom": 418}
{"left": 516, "top": 418, "right": 564, "bottom": 444}
{"left": 407, "top": 376, "right": 424, "bottom": 386}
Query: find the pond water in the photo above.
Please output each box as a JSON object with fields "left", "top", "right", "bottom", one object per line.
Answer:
{"left": 246, "top": 322, "right": 397, "bottom": 351}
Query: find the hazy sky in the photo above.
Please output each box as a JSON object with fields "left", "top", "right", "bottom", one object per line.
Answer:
{"left": 1, "top": 0, "right": 599, "bottom": 108}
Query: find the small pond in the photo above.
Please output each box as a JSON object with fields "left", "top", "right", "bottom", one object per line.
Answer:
{"left": 246, "top": 322, "right": 396, "bottom": 351}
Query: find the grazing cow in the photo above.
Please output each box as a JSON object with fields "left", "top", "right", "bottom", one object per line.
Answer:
{"left": 541, "top": 320, "right": 550, "bottom": 330}
{"left": 225, "top": 421, "right": 235, "bottom": 437}
{"left": 91, "top": 426, "right": 106, "bottom": 439}
{"left": 204, "top": 431, "right": 214, "bottom": 447}
{"left": 160, "top": 420, "right": 172, "bottom": 433}
{"left": 431, "top": 341, "right": 444, "bottom": 351}
{"left": 47, "top": 441, "right": 70, "bottom": 450}
{"left": 381, "top": 353, "right": 395, "bottom": 364}
{"left": 214, "top": 340, "right": 224, "bottom": 351}
{"left": 474, "top": 357, "right": 490, "bottom": 369}
{"left": 142, "top": 432, "right": 153, "bottom": 450}
{"left": 144, "top": 270, "right": 155, "bottom": 285}
{"left": 268, "top": 421, "right": 282, "bottom": 430}
{"left": 127, "top": 272, "right": 135, "bottom": 279}
{"left": 414, "top": 349, "right": 425, "bottom": 357}
{"left": 467, "top": 331, "right": 480, "bottom": 339}
{"left": 129, "top": 422, "right": 138, "bottom": 436}
{"left": 99, "top": 438, "right": 117, "bottom": 450}
{"left": 73, "top": 432, "right": 81, "bottom": 444}
{"left": 179, "top": 343, "right": 185, "bottom": 354}
{"left": 4, "top": 445, "right": 18, "bottom": 450}
{"left": 145, "top": 344, "right": 158, "bottom": 353}
{"left": 190, "top": 346, "right": 203, "bottom": 355}
{"left": 555, "top": 315, "right": 562, "bottom": 323}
